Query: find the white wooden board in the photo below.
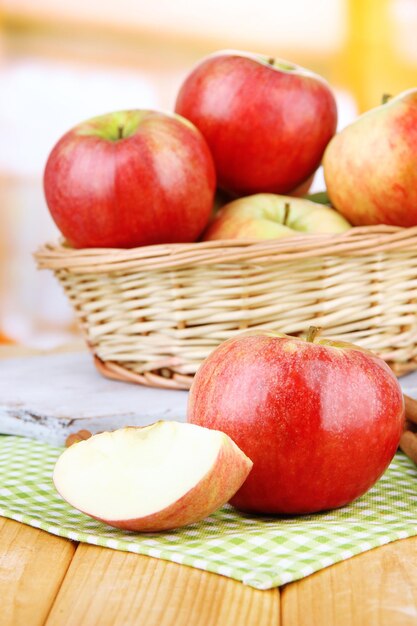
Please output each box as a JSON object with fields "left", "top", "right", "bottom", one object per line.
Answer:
{"left": 400, "top": 369, "right": 417, "bottom": 399}
{"left": 0, "top": 352, "right": 188, "bottom": 445}
{"left": 1, "top": 351, "right": 416, "bottom": 447}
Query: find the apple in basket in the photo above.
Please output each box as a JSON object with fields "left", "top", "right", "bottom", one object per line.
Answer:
{"left": 323, "top": 89, "right": 417, "bottom": 227}
{"left": 202, "top": 193, "right": 351, "bottom": 240}
{"left": 53, "top": 422, "right": 252, "bottom": 531}
{"left": 175, "top": 50, "right": 338, "bottom": 197}
{"left": 187, "top": 328, "right": 405, "bottom": 514}
{"left": 43, "top": 110, "right": 216, "bottom": 248}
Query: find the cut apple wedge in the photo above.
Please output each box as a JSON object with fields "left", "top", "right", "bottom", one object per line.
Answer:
{"left": 53, "top": 421, "right": 253, "bottom": 532}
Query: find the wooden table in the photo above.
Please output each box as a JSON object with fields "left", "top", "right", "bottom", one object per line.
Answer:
{"left": 2, "top": 346, "right": 417, "bottom": 626}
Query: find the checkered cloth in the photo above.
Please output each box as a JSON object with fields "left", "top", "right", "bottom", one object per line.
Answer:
{"left": 1, "top": 434, "right": 417, "bottom": 590}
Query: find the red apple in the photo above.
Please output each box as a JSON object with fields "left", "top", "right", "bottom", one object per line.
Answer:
{"left": 287, "top": 173, "right": 315, "bottom": 197}
{"left": 44, "top": 110, "right": 216, "bottom": 248}
{"left": 323, "top": 89, "right": 417, "bottom": 227}
{"left": 175, "top": 51, "right": 337, "bottom": 197}
{"left": 187, "top": 329, "right": 405, "bottom": 515}
{"left": 53, "top": 422, "right": 253, "bottom": 532}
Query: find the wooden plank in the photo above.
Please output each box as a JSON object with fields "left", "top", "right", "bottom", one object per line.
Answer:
{"left": 281, "top": 537, "right": 417, "bottom": 626}
{"left": 46, "top": 544, "right": 280, "bottom": 626}
{"left": 0, "top": 517, "right": 76, "bottom": 626}
{"left": 0, "top": 351, "right": 188, "bottom": 445}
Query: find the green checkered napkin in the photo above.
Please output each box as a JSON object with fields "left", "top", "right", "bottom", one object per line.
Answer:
{"left": 1, "top": 434, "right": 417, "bottom": 590}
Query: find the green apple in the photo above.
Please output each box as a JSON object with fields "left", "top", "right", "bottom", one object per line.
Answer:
{"left": 323, "top": 89, "right": 417, "bottom": 227}
{"left": 201, "top": 193, "right": 351, "bottom": 241}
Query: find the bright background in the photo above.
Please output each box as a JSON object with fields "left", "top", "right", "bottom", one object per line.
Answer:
{"left": 1, "top": 0, "right": 417, "bottom": 347}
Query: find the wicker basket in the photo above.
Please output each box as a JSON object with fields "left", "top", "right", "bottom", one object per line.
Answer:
{"left": 36, "top": 225, "right": 417, "bottom": 390}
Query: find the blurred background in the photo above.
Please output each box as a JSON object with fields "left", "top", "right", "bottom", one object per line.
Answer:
{"left": 1, "top": 0, "right": 417, "bottom": 348}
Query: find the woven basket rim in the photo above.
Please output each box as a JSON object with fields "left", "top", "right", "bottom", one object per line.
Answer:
{"left": 35, "top": 225, "right": 417, "bottom": 274}
{"left": 36, "top": 224, "right": 417, "bottom": 389}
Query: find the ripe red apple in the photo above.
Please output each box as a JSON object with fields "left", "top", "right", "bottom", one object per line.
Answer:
{"left": 53, "top": 422, "right": 252, "bottom": 532}
{"left": 187, "top": 329, "right": 405, "bottom": 515}
{"left": 287, "top": 173, "right": 315, "bottom": 197}
{"left": 44, "top": 110, "right": 216, "bottom": 248}
{"left": 175, "top": 51, "right": 337, "bottom": 197}
{"left": 202, "top": 193, "right": 351, "bottom": 241}
{"left": 323, "top": 89, "right": 417, "bottom": 227}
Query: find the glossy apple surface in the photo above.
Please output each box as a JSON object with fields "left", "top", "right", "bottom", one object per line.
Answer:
{"left": 287, "top": 173, "right": 315, "bottom": 197}
{"left": 323, "top": 89, "right": 417, "bottom": 227}
{"left": 187, "top": 331, "right": 404, "bottom": 514}
{"left": 202, "top": 193, "right": 351, "bottom": 240}
{"left": 175, "top": 51, "right": 337, "bottom": 197}
{"left": 44, "top": 110, "right": 216, "bottom": 248}
{"left": 53, "top": 422, "right": 252, "bottom": 532}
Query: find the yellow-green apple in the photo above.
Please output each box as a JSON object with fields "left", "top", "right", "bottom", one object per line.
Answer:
{"left": 53, "top": 422, "right": 252, "bottom": 531}
{"left": 175, "top": 50, "right": 337, "bottom": 197}
{"left": 187, "top": 329, "right": 404, "bottom": 514}
{"left": 323, "top": 89, "right": 417, "bottom": 226}
{"left": 201, "top": 193, "right": 351, "bottom": 240}
{"left": 44, "top": 110, "right": 216, "bottom": 248}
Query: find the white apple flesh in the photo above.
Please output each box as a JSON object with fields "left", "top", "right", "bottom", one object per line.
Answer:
{"left": 202, "top": 193, "right": 351, "bottom": 241}
{"left": 53, "top": 422, "right": 253, "bottom": 532}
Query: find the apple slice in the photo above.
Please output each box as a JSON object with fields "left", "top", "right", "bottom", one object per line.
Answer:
{"left": 53, "top": 422, "right": 253, "bottom": 532}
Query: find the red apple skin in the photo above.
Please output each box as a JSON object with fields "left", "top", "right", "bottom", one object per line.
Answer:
{"left": 187, "top": 332, "right": 405, "bottom": 515}
{"left": 44, "top": 110, "right": 216, "bottom": 248}
{"left": 287, "top": 173, "right": 315, "bottom": 197}
{"left": 175, "top": 52, "right": 337, "bottom": 197}
{"left": 76, "top": 434, "right": 253, "bottom": 532}
{"left": 323, "top": 89, "right": 417, "bottom": 227}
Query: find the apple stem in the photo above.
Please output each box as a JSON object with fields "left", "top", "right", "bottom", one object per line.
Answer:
{"left": 382, "top": 93, "right": 392, "bottom": 105}
{"left": 117, "top": 125, "right": 124, "bottom": 140}
{"left": 283, "top": 202, "right": 290, "bottom": 226}
{"left": 306, "top": 326, "right": 322, "bottom": 343}
{"left": 267, "top": 57, "right": 275, "bottom": 65}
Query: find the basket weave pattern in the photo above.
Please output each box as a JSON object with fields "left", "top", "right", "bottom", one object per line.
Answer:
{"left": 36, "top": 225, "right": 417, "bottom": 390}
